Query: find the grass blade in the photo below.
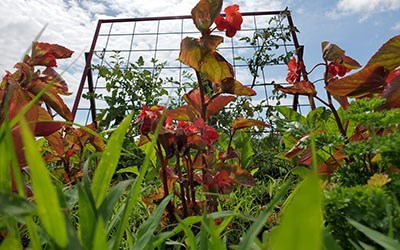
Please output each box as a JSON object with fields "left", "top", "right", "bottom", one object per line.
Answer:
{"left": 133, "top": 194, "right": 173, "bottom": 250}
{"left": 19, "top": 118, "right": 68, "bottom": 248}
{"left": 91, "top": 113, "right": 133, "bottom": 208}
{"left": 238, "top": 181, "right": 291, "bottom": 250}
{"left": 347, "top": 218, "right": 400, "bottom": 250}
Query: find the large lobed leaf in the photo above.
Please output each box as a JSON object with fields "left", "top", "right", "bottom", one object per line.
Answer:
{"left": 325, "top": 65, "right": 388, "bottom": 97}
{"left": 191, "top": 0, "right": 223, "bottom": 34}
{"left": 220, "top": 78, "right": 256, "bottom": 96}
{"left": 366, "top": 35, "right": 400, "bottom": 71}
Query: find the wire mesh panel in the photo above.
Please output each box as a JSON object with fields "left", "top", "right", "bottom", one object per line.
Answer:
{"left": 73, "top": 11, "right": 311, "bottom": 126}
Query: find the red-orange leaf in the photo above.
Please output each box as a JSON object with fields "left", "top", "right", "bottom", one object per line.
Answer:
{"left": 183, "top": 89, "right": 204, "bottom": 116}
{"left": 325, "top": 65, "right": 388, "bottom": 97}
{"left": 381, "top": 73, "right": 400, "bottom": 109}
{"left": 278, "top": 81, "right": 317, "bottom": 96}
{"left": 366, "top": 35, "right": 400, "bottom": 71}
{"left": 220, "top": 78, "right": 256, "bottom": 96}
{"left": 34, "top": 107, "right": 64, "bottom": 136}
{"left": 232, "top": 168, "right": 255, "bottom": 186}
{"left": 231, "top": 117, "right": 268, "bottom": 131}
{"left": 42, "top": 67, "right": 71, "bottom": 95}
{"left": 30, "top": 42, "right": 73, "bottom": 67}
{"left": 166, "top": 105, "right": 196, "bottom": 121}
{"left": 27, "top": 79, "right": 73, "bottom": 121}
{"left": 206, "top": 95, "right": 235, "bottom": 118}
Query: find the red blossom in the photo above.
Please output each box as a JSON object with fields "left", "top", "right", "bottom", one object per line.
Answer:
{"left": 286, "top": 57, "right": 302, "bottom": 84}
{"left": 137, "top": 105, "right": 165, "bottom": 135}
{"left": 214, "top": 4, "right": 243, "bottom": 37}
{"left": 328, "top": 63, "right": 351, "bottom": 77}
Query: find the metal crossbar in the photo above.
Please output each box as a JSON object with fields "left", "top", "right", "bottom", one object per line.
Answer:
{"left": 72, "top": 11, "right": 311, "bottom": 125}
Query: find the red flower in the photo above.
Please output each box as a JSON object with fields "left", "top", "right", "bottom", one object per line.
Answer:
{"left": 137, "top": 105, "right": 165, "bottom": 135}
{"left": 328, "top": 63, "right": 351, "bottom": 77}
{"left": 286, "top": 57, "right": 302, "bottom": 84}
{"left": 214, "top": 4, "right": 243, "bottom": 37}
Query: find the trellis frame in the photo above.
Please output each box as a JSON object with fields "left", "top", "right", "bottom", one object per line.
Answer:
{"left": 72, "top": 10, "right": 310, "bottom": 125}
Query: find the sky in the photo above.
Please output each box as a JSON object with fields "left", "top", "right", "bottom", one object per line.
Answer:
{"left": 0, "top": 0, "right": 399, "bottom": 120}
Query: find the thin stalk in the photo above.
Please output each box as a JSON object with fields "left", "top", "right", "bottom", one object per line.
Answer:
{"left": 176, "top": 153, "right": 188, "bottom": 217}
{"left": 196, "top": 71, "right": 207, "bottom": 120}
{"left": 323, "top": 60, "right": 346, "bottom": 137}
{"left": 156, "top": 141, "right": 175, "bottom": 222}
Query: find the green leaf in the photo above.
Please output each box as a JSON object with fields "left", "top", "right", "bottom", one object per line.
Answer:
{"left": 98, "top": 179, "right": 133, "bottom": 222}
{"left": 239, "top": 181, "right": 291, "bottom": 250}
{"left": 91, "top": 113, "right": 133, "bottom": 208}
{"left": 179, "top": 37, "right": 202, "bottom": 71}
{"left": 92, "top": 218, "right": 108, "bottom": 250}
{"left": 0, "top": 192, "right": 36, "bottom": 218}
{"left": 275, "top": 106, "right": 307, "bottom": 125}
{"left": 269, "top": 173, "right": 323, "bottom": 250}
{"left": 133, "top": 195, "right": 173, "bottom": 250}
{"left": 19, "top": 118, "right": 68, "bottom": 248}
{"left": 200, "top": 52, "right": 234, "bottom": 84}
{"left": 366, "top": 35, "right": 400, "bottom": 71}
{"left": 78, "top": 183, "right": 97, "bottom": 250}
{"left": 347, "top": 218, "right": 400, "bottom": 250}
{"left": 325, "top": 65, "right": 388, "bottom": 97}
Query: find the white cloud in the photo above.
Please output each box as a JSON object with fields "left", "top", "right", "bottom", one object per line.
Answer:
{"left": 327, "top": 0, "right": 400, "bottom": 20}
{"left": 0, "top": 0, "right": 287, "bottom": 110}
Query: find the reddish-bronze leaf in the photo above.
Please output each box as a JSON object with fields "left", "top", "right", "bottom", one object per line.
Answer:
{"left": 322, "top": 41, "right": 345, "bottom": 62}
{"left": 27, "top": 79, "right": 73, "bottom": 121}
{"left": 340, "top": 55, "right": 362, "bottom": 70}
{"left": 366, "top": 35, "right": 400, "bottom": 71}
{"left": 13, "top": 62, "right": 35, "bottom": 88}
{"left": 201, "top": 52, "right": 234, "bottom": 84}
{"left": 138, "top": 135, "right": 150, "bottom": 147}
{"left": 232, "top": 168, "right": 256, "bottom": 187}
{"left": 278, "top": 81, "right": 317, "bottom": 96}
{"left": 231, "top": 117, "right": 268, "bottom": 131}
{"left": 183, "top": 89, "right": 204, "bottom": 116}
{"left": 42, "top": 67, "right": 71, "bottom": 95}
{"left": 33, "top": 107, "right": 64, "bottom": 136}
{"left": 325, "top": 65, "right": 388, "bottom": 97}
{"left": 167, "top": 105, "right": 197, "bottom": 121}
{"left": 220, "top": 78, "right": 256, "bottom": 96}
{"left": 206, "top": 95, "right": 235, "bottom": 118}
{"left": 284, "top": 134, "right": 311, "bottom": 159}
{"left": 30, "top": 42, "right": 73, "bottom": 67}
{"left": 200, "top": 35, "right": 224, "bottom": 52}
{"left": 191, "top": 0, "right": 223, "bottom": 34}
{"left": 45, "top": 131, "right": 65, "bottom": 156}
{"left": 332, "top": 94, "right": 350, "bottom": 110}
{"left": 381, "top": 73, "right": 400, "bottom": 109}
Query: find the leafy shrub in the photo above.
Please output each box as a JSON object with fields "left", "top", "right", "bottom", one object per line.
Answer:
{"left": 324, "top": 185, "right": 400, "bottom": 249}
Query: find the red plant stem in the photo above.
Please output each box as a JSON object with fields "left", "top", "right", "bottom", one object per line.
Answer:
{"left": 156, "top": 141, "right": 175, "bottom": 222}
{"left": 176, "top": 154, "right": 188, "bottom": 217}
{"left": 186, "top": 155, "right": 197, "bottom": 208}
{"left": 196, "top": 71, "right": 207, "bottom": 120}
{"left": 323, "top": 61, "right": 346, "bottom": 138}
